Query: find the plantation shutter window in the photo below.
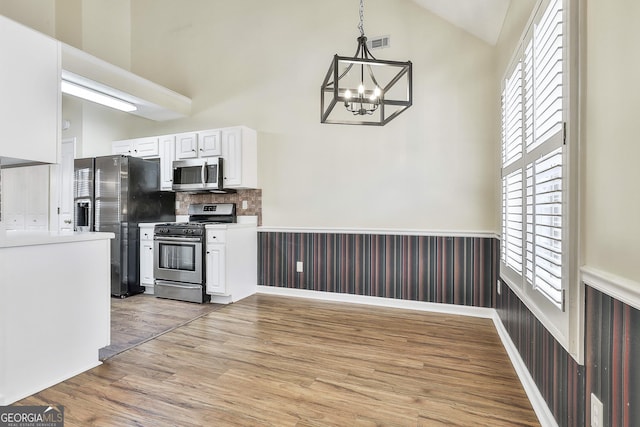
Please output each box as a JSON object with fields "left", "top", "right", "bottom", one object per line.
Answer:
{"left": 500, "top": 0, "right": 567, "bottom": 311}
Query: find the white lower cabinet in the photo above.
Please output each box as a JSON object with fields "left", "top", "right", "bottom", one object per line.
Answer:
{"left": 205, "top": 243, "right": 226, "bottom": 294}
{"left": 205, "top": 225, "right": 257, "bottom": 304}
{"left": 139, "top": 224, "right": 156, "bottom": 294}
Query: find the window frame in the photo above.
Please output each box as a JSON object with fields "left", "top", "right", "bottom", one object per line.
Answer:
{"left": 499, "top": 0, "right": 580, "bottom": 358}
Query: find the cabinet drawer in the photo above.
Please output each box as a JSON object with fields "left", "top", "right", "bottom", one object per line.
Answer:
{"left": 207, "top": 230, "right": 226, "bottom": 243}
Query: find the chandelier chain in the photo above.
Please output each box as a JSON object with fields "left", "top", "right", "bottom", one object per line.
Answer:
{"left": 358, "top": 0, "right": 365, "bottom": 36}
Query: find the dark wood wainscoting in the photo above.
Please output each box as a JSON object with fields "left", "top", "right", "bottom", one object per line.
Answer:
{"left": 259, "top": 231, "right": 499, "bottom": 308}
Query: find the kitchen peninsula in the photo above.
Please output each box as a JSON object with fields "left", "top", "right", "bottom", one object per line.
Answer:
{"left": 0, "top": 230, "right": 114, "bottom": 405}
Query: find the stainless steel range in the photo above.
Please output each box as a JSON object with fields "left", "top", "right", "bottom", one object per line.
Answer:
{"left": 153, "top": 203, "right": 236, "bottom": 303}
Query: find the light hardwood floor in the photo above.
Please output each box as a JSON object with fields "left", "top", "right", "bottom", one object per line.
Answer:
{"left": 20, "top": 294, "right": 540, "bottom": 426}
{"left": 100, "top": 294, "right": 223, "bottom": 360}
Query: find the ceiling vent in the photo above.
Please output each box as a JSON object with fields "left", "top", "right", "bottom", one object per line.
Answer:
{"left": 367, "top": 35, "right": 390, "bottom": 50}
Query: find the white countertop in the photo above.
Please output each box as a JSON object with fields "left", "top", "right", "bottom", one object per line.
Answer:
{"left": 0, "top": 230, "right": 115, "bottom": 248}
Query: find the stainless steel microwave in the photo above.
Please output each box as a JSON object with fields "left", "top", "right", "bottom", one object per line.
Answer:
{"left": 172, "top": 157, "right": 223, "bottom": 192}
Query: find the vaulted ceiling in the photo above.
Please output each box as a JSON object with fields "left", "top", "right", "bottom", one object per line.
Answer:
{"left": 411, "top": 0, "right": 511, "bottom": 45}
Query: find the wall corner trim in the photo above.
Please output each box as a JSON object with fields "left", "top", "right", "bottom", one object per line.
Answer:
{"left": 581, "top": 266, "right": 640, "bottom": 312}
{"left": 256, "top": 286, "right": 558, "bottom": 427}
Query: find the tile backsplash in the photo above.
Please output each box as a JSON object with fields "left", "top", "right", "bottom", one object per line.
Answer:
{"left": 176, "top": 189, "right": 262, "bottom": 225}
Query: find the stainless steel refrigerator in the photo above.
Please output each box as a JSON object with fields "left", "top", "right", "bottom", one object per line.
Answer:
{"left": 74, "top": 155, "right": 176, "bottom": 297}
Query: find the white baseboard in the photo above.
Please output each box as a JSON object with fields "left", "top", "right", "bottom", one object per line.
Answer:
{"left": 257, "top": 285, "right": 558, "bottom": 427}
{"left": 490, "top": 311, "right": 559, "bottom": 427}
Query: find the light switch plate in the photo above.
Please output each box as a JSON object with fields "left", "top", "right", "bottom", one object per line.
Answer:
{"left": 591, "top": 393, "right": 603, "bottom": 427}
{"left": 296, "top": 261, "right": 304, "bottom": 273}
{"left": 497, "top": 280, "right": 502, "bottom": 295}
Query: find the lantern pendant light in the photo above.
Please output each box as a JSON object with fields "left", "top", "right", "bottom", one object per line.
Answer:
{"left": 320, "top": 0, "right": 412, "bottom": 126}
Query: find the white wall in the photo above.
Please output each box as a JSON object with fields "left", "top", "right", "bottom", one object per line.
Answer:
{"left": 81, "top": 0, "right": 131, "bottom": 70}
{"left": 1, "top": 0, "right": 500, "bottom": 233}
{"left": 0, "top": 0, "right": 55, "bottom": 37}
{"left": 124, "top": 0, "right": 498, "bottom": 231}
{"left": 584, "top": 0, "right": 640, "bottom": 284}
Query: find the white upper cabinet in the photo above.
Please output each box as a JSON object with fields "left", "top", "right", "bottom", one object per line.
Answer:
{"left": 112, "top": 137, "right": 159, "bottom": 158}
{"left": 175, "top": 130, "right": 221, "bottom": 159}
{"left": 221, "top": 126, "right": 257, "bottom": 189}
{"left": 112, "top": 126, "right": 258, "bottom": 190}
{"left": 159, "top": 135, "right": 176, "bottom": 191}
{"left": 197, "top": 130, "right": 222, "bottom": 157}
{"left": 0, "top": 16, "right": 60, "bottom": 164}
{"left": 174, "top": 132, "right": 199, "bottom": 159}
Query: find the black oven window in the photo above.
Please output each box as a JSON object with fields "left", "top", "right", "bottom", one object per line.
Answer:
{"left": 157, "top": 243, "right": 196, "bottom": 271}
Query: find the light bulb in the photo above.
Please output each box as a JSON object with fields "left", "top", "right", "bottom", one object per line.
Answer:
{"left": 374, "top": 87, "right": 381, "bottom": 97}
{"left": 344, "top": 89, "right": 352, "bottom": 99}
{"left": 358, "top": 84, "right": 365, "bottom": 94}
{"left": 369, "top": 94, "right": 377, "bottom": 101}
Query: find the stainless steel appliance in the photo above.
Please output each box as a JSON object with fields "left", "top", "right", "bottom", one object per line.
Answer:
{"left": 74, "top": 155, "right": 176, "bottom": 297}
{"left": 73, "top": 157, "right": 95, "bottom": 232}
{"left": 153, "top": 203, "right": 236, "bottom": 303}
{"left": 172, "top": 157, "right": 224, "bottom": 192}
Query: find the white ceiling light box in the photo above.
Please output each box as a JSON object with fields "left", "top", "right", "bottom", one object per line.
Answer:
{"left": 61, "top": 44, "right": 191, "bottom": 121}
{"left": 61, "top": 72, "right": 137, "bottom": 112}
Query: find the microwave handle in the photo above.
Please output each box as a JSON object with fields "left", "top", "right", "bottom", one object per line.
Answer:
{"left": 201, "top": 163, "right": 207, "bottom": 185}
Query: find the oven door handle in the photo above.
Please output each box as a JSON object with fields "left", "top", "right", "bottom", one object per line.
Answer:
{"left": 154, "top": 236, "right": 203, "bottom": 242}
{"left": 155, "top": 280, "right": 203, "bottom": 290}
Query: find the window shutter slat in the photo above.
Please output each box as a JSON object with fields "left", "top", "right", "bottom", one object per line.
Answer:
{"left": 502, "top": 62, "right": 523, "bottom": 167}
{"left": 532, "top": 0, "right": 563, "bottom": 152}
{"left": 530, "top": 147, "right": 564, "bottom": 309}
